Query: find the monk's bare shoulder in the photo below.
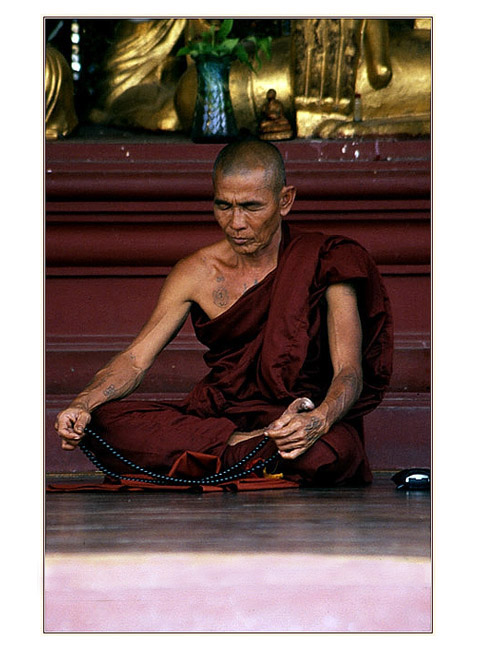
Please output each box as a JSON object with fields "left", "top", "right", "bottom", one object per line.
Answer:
{"left": 178, "top": 240, "right": 230, "bottom": 274}
{"left": 170, "top": 240, "right": 230, "bottom": 301}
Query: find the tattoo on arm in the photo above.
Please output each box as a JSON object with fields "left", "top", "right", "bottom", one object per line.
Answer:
{"left": 103, "top": 384, "right": 117, "bottom": 398}
{"left": 304, "top": 416, "right": 322, "bottom": 434}
{"left": 322, "top": 369, "right": 362, "bottom": 425}
{"left": 75, "top": 354, "right": 145, "bottom": 410}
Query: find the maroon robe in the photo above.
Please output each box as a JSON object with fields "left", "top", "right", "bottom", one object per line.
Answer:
{"left": 88, "top": 224, "right": 393, "bottom": 486}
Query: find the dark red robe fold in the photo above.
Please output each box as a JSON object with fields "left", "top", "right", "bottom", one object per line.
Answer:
{"left": 88, "top": 223, "right": 393, "bottom": 486}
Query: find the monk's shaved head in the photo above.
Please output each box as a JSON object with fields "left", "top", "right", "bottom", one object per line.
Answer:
{"left": 213, "top": 140, "right": 287, "bottom": 195}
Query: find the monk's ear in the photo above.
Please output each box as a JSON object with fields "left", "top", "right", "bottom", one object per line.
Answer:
{"left": 279, "top": 185, "right": 296, "bottom": 216}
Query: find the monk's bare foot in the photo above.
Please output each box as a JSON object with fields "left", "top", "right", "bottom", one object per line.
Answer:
{"left": 226, "top": 398, "right": 315, "bottom": 446}
{"left": 227, "top": 429, "right": 266, "bottom": 446}
{"left": 264, "top": 397, "right": 316, "bottom": 434}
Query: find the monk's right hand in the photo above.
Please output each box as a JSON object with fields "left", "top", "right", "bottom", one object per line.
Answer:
{"left": 55, "top": 406, "right": 91, "bottom": 451}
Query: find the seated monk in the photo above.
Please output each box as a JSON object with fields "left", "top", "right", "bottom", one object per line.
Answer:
{"left": 55, "top": 140, "right": 393, "bottom": 487}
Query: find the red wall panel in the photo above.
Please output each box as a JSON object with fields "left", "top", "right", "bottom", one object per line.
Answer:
{"left": 45, "top": 138, "right": 431, "bottom": 472}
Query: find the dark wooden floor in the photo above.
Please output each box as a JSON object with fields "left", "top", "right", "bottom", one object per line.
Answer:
{"left": 44, "top": 472, "right": 431, "bottom": 632}
{"left": 45, "top": 473, "right": 431, "bottom": 558}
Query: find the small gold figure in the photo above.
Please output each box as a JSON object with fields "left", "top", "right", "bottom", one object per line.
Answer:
{"left": 258, "top": 89, "right": 293, "bottom": 141}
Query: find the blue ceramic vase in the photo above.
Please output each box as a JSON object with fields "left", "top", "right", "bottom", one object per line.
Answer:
{"left": 191, "top": 55, "right": 238, "bottom": 143}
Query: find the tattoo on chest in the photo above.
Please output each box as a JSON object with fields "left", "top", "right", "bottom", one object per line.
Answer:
{"left": 213, "top": 286, "right": 229, "bottom": 307}
{"left": 212, "top": 273, "right": 260, "bottom": 308}
{"left": 243, "top": 278, "right": 259, "bottom": 292}
{"left": 213, "top": 273, "right": 229, "bottom": 307}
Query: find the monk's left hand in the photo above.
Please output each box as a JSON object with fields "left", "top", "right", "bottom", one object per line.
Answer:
{"left": 265, "top": 406, "right": 329, "bottom": 460}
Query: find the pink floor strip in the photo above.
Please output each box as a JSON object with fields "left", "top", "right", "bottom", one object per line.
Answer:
{"left": 45, "top": 552, "right": 431, "bottom": 633}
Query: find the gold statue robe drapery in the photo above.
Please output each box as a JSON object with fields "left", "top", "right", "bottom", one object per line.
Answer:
{"left": 45, "top": 44, "right": 78, "bottom": 139}
{"left": 89, "top": 19, "right": 187, "bottom": 131}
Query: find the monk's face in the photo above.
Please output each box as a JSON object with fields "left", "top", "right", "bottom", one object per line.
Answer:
{"left": 213, "top": 168, "right": 295, "bottom": 256}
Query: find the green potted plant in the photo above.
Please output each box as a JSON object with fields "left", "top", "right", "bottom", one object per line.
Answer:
{"left": 177, "top": 19, "right": 271, "bottom": 142}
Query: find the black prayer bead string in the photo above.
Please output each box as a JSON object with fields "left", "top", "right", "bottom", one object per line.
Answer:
{"left": 79, "top": 425, "right": 280, "bottom": 486}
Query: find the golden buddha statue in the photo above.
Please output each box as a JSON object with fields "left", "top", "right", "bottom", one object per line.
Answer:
{"left": 293, "top": 18, "right": 431, "bottom": 138}
{"left": 89, "top": 19, "right": 187, "bottom": 131}
{"left": 175, "top": 18, "right": 430, "bottom": 139}
{"left": 258, "top": 89, "right": 293, "bottom": 140}
{"left": 85, "top": 18, "right": 430, "bottom": 140}
{"left": 45, "top": 44, "right": 78, "bottom": 140}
